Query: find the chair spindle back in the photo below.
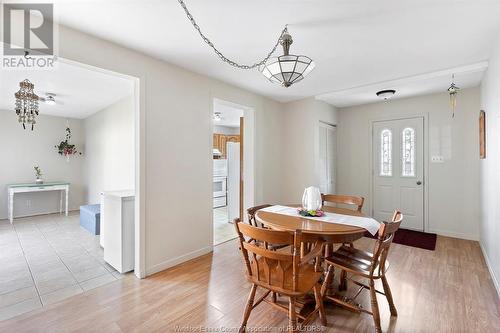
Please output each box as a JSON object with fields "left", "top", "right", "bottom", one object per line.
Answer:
{"left": 247, "top": 204, "right": 272, "bottom": 228}
{"left": 321, "top": 194, "right": 364, "bottom": 212}
{"left": 235, "top": 219, "right": 303, "bottom": 292}
{"left": 370, "top": 211, "right": 403, "bottom": 276}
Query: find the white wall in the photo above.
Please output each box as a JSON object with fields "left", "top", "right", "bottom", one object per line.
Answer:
{"left": 0, "top": 111, "right": 85, "bottom": 219}
{"left": 2, "top": 19, "right": 487, "bottom": 280}
{"left": 49, "top": 25, "right": 285, "bottom": 276}
{"left": 213, "top": 125, "right": 239, "bottom": 135}
{"left": 479, "top": 32, "right": 500, "bottom": 294}
{"left": 83, "top": 96, "right": 135, "bottom": 204}
{"left": 336, "top": 88, "right": 480, "bottom": 240}
{"left": 281, "top": 98, "right": 338, "bottom": 203}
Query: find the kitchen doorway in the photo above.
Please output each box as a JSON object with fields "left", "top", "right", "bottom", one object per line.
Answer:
{"left": 212, "top": 100, "right": 244, "bottom": 245}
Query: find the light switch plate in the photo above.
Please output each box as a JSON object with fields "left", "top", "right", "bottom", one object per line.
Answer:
{"left": 431, "top": 155, "right": 444, "bottom": 163}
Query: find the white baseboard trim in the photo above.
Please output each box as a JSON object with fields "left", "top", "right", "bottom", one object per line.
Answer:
{"left": 427, "top": 228, "right": 479, "bottom": 241}
{"left": 480, "top": 242, "right": 500, "bottom": 298}
{"left": 146, "top": 246, "right": 213, "bottom": 276}
{"left": 0, "top": 208, "right": 80, "bottom": 221}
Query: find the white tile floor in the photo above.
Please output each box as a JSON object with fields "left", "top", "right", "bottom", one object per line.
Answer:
{"left": 213, "top": 206, "right": 237, "bottom": 245}
{"left": 0, "top": 212, "right": 125, "bottom": 321}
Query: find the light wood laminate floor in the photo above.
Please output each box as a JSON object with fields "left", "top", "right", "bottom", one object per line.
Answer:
{"left": 1, "top": 236, "right": 499, "bottom": 332}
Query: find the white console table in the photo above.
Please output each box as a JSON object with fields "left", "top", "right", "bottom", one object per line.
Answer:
{"left": 7, "top": 182, "right": 70, "bottom": 224}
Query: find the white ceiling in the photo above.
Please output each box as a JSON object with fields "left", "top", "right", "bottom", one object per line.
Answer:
{"left": 0, "top": 58, "right": 133, "bottom": 119}
{"left": 317, "top": 62, "right": 488, "bottom": 107}
{"left": 13, "top": 0, "right": 500, "bottom": 106}
{"left": 213, "top": 100, "right": 244, "bottom": 127}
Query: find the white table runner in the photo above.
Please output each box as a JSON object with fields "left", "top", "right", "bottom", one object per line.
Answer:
{"left": 260, "top": 205, "right": 381, "bottom": 235}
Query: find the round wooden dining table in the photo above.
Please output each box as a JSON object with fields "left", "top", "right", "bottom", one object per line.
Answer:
{"left": 255, "top": 205, "right": 367, "bottom": 244}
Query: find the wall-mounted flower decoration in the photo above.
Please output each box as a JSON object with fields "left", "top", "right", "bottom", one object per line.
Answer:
{"left": 55, "top": 127, "right": 82, "bottom": 161}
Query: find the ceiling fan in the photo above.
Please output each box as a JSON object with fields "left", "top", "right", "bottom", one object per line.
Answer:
{"left": 39, "top": 92, "right": 64, "bottom": 106}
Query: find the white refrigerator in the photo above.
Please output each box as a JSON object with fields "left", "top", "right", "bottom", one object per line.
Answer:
{"left": 226, "top": 142, "right": 240, "bottom": 222}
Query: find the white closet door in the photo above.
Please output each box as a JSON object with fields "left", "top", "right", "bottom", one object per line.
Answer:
{"left": 319, "top": 123, "right": 336, "bottom": 194}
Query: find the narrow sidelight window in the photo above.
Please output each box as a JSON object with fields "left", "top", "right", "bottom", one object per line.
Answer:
{"left": 380, "top": 129, "right": 392, "bottom": 176}
{"left": 401, "top": 127, "right": 415, "bottom": 177}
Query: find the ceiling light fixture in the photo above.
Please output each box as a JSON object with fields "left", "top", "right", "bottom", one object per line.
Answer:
{"left": 447, "top": 74, "right": 459, "bottom": 118}
{"left": 376, "top": 89, "right": 396, "bottom": 100}
{"left": 15, "top": 79, "right": 39, "bottom": 130}
{"left": 213, "top": 112, "right": 222, "bottom": 122}
{"left": 43, "top": 93, "right": 57, "bottom": 105}
{"left": 259, "top": 29, "right": 315, "bottom": 87}
{"left": 177, "top": 0, "right": 314, "bottom": 87}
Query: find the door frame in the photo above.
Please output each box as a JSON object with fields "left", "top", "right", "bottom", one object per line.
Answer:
{"left": 368, "top": 114, "right": 429, "bottom": 232}
{"left": 209, "top": 97, "right": 255, "bottom": 247}
{"left": 239, "top": 116, "right": 244, "bottom": 220}
{"left": 60, "top": 57, "right": 146, "bottom": 278}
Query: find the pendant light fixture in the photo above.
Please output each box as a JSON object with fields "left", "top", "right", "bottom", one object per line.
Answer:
{"left": 177, "top": 0, "right": 314, "bottom": 87}
{"left": 448, "top": 74, "right": 459, "bottom": 118}
{"left": 259, "top": 28, "right": 315, "bottom": 87}
{"left": 15, "top": 79, "right": 39, "bottom": 130}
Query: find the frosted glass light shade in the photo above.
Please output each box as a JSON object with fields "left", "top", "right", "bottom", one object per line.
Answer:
{"left": 259, "top": 55, "right": 315, "bottom": 87}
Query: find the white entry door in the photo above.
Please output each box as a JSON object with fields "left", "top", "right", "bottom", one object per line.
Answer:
{"left": 319, "top": 123, "right": 336, "bottom": 194}
{"left": 372, "top": 117, "right": 424, "bottom": 230}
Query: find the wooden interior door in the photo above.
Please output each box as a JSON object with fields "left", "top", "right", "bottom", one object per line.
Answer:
{"left": 372, "top": 117, "right": 424, "bottom": 230}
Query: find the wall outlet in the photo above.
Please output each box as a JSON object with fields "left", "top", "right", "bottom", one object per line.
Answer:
{"left": 431, "top": 155, "right": 444, "bottom": 163}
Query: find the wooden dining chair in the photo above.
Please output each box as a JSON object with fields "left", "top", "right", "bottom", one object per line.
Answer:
{"left": 321, "top": 194, "right": 365, "bottom": 284}
{"left": 247, "top": 204, "right": 273, "bottom": 228}
{"left": 321, "top": 194, "right": 364, "bottom": 213}
{"left": 321, "top": 211, "right": 403, "bottom": 333}
{"left": 234, "top": 219, "right": 327, "bottom": 332}
{"left": 246, "top": 204, "right": 289, "bottom": 252}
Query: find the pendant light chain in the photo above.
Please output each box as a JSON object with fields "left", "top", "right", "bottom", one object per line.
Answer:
{"left": 177, "top": 0, "right": 287, "bottom": 69}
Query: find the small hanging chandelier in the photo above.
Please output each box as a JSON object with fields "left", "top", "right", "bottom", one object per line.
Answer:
{"left": 447, "top": 74, "right": 460, "bottom": 118}
{"left": 15, "top": 79, "right": 39, "bottom": 130}
{"left": 259, "top": 28, "right": 315, "bottom": 87}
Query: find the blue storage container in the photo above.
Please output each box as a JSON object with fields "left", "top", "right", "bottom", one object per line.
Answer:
{"left": 80, "top": 204, "right": 101, "bottom": 235}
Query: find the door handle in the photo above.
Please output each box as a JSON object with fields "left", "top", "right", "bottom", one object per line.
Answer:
{"left": 416, "top": 181, "right": 422, "bottom": 185}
